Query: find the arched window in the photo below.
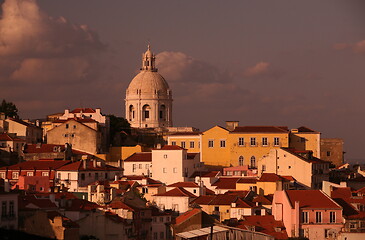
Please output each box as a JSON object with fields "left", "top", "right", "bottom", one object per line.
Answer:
{"left": 238, "top": 156, "right": 244, "bottom": 166}
{"left": 129, "top": 105, "right": 135, "bottom": 121}
{"left": 160, "top": 105, "right": 166, "bottom": 120}
{"left": 250, "top": 156, "right": 256, "bottom": 169}
{"left": 142, "top": 104, "right": 151, "bottom": 120}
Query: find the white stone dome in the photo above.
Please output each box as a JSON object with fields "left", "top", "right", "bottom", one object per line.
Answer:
{"left": 127, "top": 71, "right": 170, "bottom": 96}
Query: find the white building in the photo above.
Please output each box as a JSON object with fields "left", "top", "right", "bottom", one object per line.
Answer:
{"left": 59, "top": 108, "right": 107, "bottom": 125}
{"left": 153, "top": 187, "right": 197, "bottom": 213}
{"left": 151, "top": 145, "right": 201, "bottom": 185}
{"left": 123, "top": 152, "right": 152, "bottom": 176}
{"left": 125, "top": 45, "right": 173, "bottom": 128}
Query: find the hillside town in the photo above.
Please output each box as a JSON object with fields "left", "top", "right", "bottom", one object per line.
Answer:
{"left": 0, "top": 46, "right": 364, "bottom": 240}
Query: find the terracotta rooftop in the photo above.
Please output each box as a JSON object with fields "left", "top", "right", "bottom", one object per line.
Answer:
{"left": 154, "top": 145, "right": 185, "bottom": 150}
{"left": 0, "top": 133, "right": 24, "bottom": 142}
{"left": 232, "top": 126, "right": 289, "bottom": 133}
{"left": 170, "top": 132, "right": 202, "bottom": 136}
{"left": 192, "top": 194, "right": 239, "bottom": 206}
{"left": 124, "top": 152, "right": 152, "bottom": 162}
{"left": 236, "top": 215, "right": 288, "bottom": 239}
{"left": 24, "top": 143, "right": 89, "bottom": 155}
{"left": 331, "top": 187, "right": 365, "bottom": 219}
{"left": 56, "top": 160, "right": 120, "bottom": 171}
{"left": 0, "top": 159, "right": 71, "bottom": 171}
{"left": 190, "top": 171, "right": 221, "bottom": 178}
{"left": 71, "top": 108, "right": 96, "bottom": 113}
{"left": 258, "top": 173, "right": 288, "bottom": 182}
{"left": 167, "top": 182, "right": 199, "bottom": 188}
{"left": 153, "top": 187, "right": 197, "bottom": 198}
{"left": 212, "top": 177, "right": 240, "bottom": 189}
{"left": 297, "top": 126, "right": 320, "bottom": 133}
{"left": 19, "top": 195, "right": 58, "bottom": 210}
{"left": 61, "top": 198, "right": 101, "bottom": 211}
{"left": 174, "top": 208, "right": 201, "bottom": 225}
{"left": 108, "top": 201, "right": 134, "bottom": 211}
{"left": 236, "top": 178, "right": 257, "bottom": 184}
{"left": 285, "top": 190, "right": 341, "bottom": 209}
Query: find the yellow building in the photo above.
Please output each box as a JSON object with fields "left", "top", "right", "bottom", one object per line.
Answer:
{"left": 289, "top": 126, "right": 320, "bottom": 158}
{"left": 201, "top": 125, "right": 289, "bottom": 167}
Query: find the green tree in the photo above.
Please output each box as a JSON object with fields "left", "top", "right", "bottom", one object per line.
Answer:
{"left": 108, "top": 115, "right": 131, "bottom": 145}
{"left": 0, "top": 99, "right": 19, "bottom": 118}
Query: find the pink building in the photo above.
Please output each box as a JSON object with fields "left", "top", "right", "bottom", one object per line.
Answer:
{"left": 272, "top": 190, "right": 343, "bottom": 240}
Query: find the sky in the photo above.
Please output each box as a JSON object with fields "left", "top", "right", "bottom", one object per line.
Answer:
{"left": 0, "top": 0, "right": 364, "bottom": 161}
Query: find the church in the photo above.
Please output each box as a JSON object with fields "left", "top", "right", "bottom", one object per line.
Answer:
{"left": 125, "top": 45, "right": 173, "bottom": 129}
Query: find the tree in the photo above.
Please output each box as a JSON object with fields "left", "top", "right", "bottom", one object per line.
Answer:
{"left": 108, "top": 115, "right": 131, "bottom": 145}
{"left": 0, "top": 99, "right": 19, "bottom": 118}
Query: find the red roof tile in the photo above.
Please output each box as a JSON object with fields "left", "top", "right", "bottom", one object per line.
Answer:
{"left": 0, "top": 133, "right": 25, "bottom": 142}
{"left": 236, "top": 178, "right": 257, "bottom": 184}
{"left": 62, "top": 198, "right": 101, "bottom": 211}
{"left": 124, "top": 152, "right": 152, "bottom": 162}
{"left": 174, "top": 208, "right": 201, "bottom": 225}
{"left": 156, "top": 145, "right": 185, "bottom": 150}
{"left": 154, "top": 187, "right": 197, "bottom": 198}
{"left": 258, "top": 173, "right": 288, "bottom": 182}
{"left": 19, "top": 195, "right": 57, "bottom": 210}
{"left": 56, "top": 160, "right": 120, "bottom": 171}
{"left": 108, "top": 201, "right": 134, "bottom": 211}
{"left": 71, "top": 108, "right": 96, "bottom": 113}
{"left": 167, "top": 182, "right": 199, "bottom": 188}
{"left": 212, "top": 177, "right": 240, "bottom": 189}
{"left": 285, "top": 190, "right": 341, "bottom": 209}
{"left": 236, "top": 215, "right": 288, "bottom": 239}
{"left": 0, "top": 160, "right": 71, "bottom": 171}
{"left": 192, "top": 194, "right": 238, "bottom": 206}
{"left": 232, "top": 126, "right": 289, "bottom": 133}
{"left": 297, "top": 126, "right": 319, "bottom": 133}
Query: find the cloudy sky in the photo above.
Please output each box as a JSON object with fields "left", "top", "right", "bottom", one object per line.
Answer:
{"left": 0, "top": 0, "right": 364, "bottom": 161}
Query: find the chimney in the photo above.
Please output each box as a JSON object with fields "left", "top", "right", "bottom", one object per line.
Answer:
{"left": 96, "top": 108, "right": 101, "bottom": 114}
{"left": 83, "top": 159, "right": 87, "bottom": 170}
{"left": 65, "top": 109, "right": 70, "bottom": 115}
{"left": 225, "top": 121, "right": 239, "bottom": 131}
{"left": 114, "top": 175, "right": 118, "bottom": 181}
{"left": 156, "top": 143, "right": 161, "bottom": 149}
{"left": 294, "top": 201, "right": 300, "bottom": 237}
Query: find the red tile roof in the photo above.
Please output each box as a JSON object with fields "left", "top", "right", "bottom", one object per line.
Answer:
{"left": 232, "top": 126, "right": 289, "bottom": 133}
{"left": 124, "top": 152, "right": 152, "bottom": 162}
{"left": 280, "top": 176, "right": 295, "bottom": 181}
{"left": 258, "top": 173, "right": 288, "bottom": 182}
{"left": 331, "top": 187, "right": 365, "bottom": 219}
{"left": 253, "top": 195, "right": 272, "bottom": 205}
{"left": 170, "top": 132, "right": 202, "bottom": 136}
{"left": 56, "top": 160, "right": 120, "bottom": 171}
{"left": 62, "top": 198, "right": 101, "bottom": 211}
{"left": 0, "top": 160, "right": 71, "bottom": 171}
{"left": 167, "top": 182, "right": 199, "bottom": 188}
{"left": 155, "top": 145, "right": 185, "bottom": 150}
{"left": 212, "top": 177, "right": 240, "bottom": 189}
{"left": 189, "top": 171, "right": 221, "bottom": 178}
{"left": 174, "top": 208, "right": 201, "bottom": 225}
{"left": 71, "top": 108, "right": 96, "bottom": 113}
{"left": 285, "top": 190, "right": 341, "bottom": 209}
{"left": 19, "top": 195, "right": 58, "bottom": 210}
{"left": 154, "top": 187, "right": 197, "bottom": 198}
{"left": 192, "top": 194, "right": 238, "bottom": 206}
{"left": 108, "top": 201, "right": 134, "bottom": 211}
{"left": 236, "top": 215, "right": 288, "bottom": 239}
{"left": 297, "top": 126, "right": 319, "bottom": 133}
{"left": 236, "top": 178, "right": 257, "bottom": 184}
{"left": 0, "top": 133, "right": 25, "bottom": 142}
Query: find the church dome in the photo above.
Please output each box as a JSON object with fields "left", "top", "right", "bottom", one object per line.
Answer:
{"left": 127, "top": 71, "right": 170, "bottom": 95}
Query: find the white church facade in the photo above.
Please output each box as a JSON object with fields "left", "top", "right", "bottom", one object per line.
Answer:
{"left": 125, "top": 46, "right": 173, "bottom": 128}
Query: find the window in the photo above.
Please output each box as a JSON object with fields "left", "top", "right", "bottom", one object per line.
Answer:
{"left": 139, "top": 164, "right": 142, "bottom": 169}
{"left": 171, "top": 141, "right": 176, "bottom": 146}
{"left": 330, "top": 211, "right": 336, "bottom": 223}
{"left": 64, "top": 134, "right": 68, "bottom": 137}
{"left": 163, "top": 168, "right": 166, "bottom": 173}
{"left": 226, "top": 171, "right": 233, "bottom": 176}
{"left": 274, "top": 137, "right": 280, "bottom": 146}
{"left": 66, "top": 124, "right": 69, "bottom": 129}
{"left": 145, "top": 164, "right": 149, "bottom": 169}
{"left": 262, "top": 137, "right": 268, "bottom": 146}
{"left": 153, "top": 232, "right": 158, "bottom": 240}
{"left": 73, "top": 125, "right": 76, "bottom": 129}
{"left": 27, "top": 172, "right": 33, "bottom": 176}
{"left": 250, "top": 137, "right": 256, "bottom": 146}
{"left": 190, "top": 141, "right": 195, "bottom": 148}
{"left": 262, "top": 165, "right": 266, "bottom": 171}
{"left": 302, "top": 211, "right": 309, "bottom": 223}
{"left": 250, "top": 156, "right": 256, "bottom": 168}
{"left": 0, "top": 172, "right": 5, "bottom": 179}
{"left": 9, "top": 201, "right": 14, "bottom": 218}
{"left": 220, "top": 140, "right": 226, "bottom": 148}
{"left": 181, "top": 141, "right": 186, "bottom": 148}
{"left": 160, "top": 232, "right": 164, "bottom": 239}
{"left": 173, "top": 168, "right": 177, "bottom": 173}
{"left": 208, "top": 140, "right": 214, "bottom": 148}
{"left": 238, "top": 137, "right": 244, "bottom": 146}
{"left": 238, "top": 156, "right": 244, "bottom": 166}
{"left": 327, "top": 151, "right": 331, "bottom": 157}
{"left": 144, "top": 110, "right": 149, "bottom": 119}
{"left": 71, "top": 134, "right": 75, "bottom": 137}
{"left": 132, "top": 164, "right": 136, "bottom": 172}
{"left": 160, "top": 217, "right": 164, "bottom": 222}
{"left": 1, "top": 201, "right": 7, "bottom": 217}
{"left": 214, "top": 206, "right": 219, "bottom": 211}
{"left": 12, "top": 172, "right": 19, "bottom": 179}
{"left": 81, "top": 173, "right": 85, "bottom": 180}
{"left": 42, "top": 172, "right": 49, "bottom": 177}
{"left": 316, "top": 212, "right": 322, "bottom": 223}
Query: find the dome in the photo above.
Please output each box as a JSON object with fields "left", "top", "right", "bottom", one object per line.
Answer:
{"left": 127, "top": 71, "right": 170, "bottom": 95}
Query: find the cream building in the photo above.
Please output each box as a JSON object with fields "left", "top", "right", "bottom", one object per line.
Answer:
{"left": 125, "top": 45, "right": 173, "bottom": 128}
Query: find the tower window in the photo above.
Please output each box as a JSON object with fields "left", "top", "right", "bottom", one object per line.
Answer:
{"left": 144, "top": 110, "right": 149, "bottom": 119}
